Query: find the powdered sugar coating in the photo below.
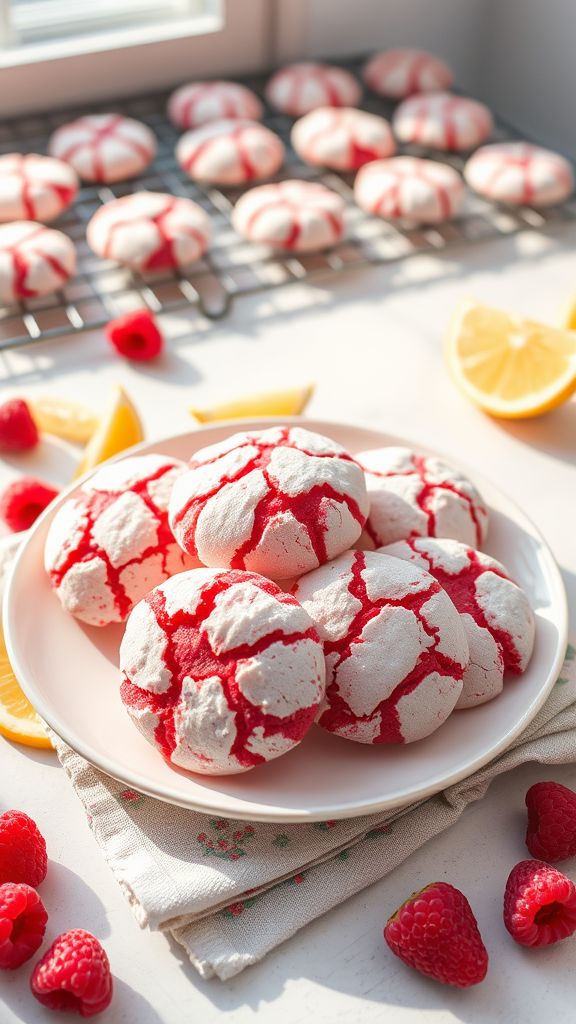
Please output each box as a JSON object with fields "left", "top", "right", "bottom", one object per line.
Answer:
{"left": 86, "top": 192, "right": 211, "bottom": 271}
{"left": 357, "top": 446, "right": 488, "bottom": 550}
{"left": 294, "top": 549, "right": 468, "bottom": 744}
{"left": 49, "top": 114, "right": 156, "bottom": 183}
{"left": 354, "top": 157, "right": 464, "bottom": 224}
{"left": 292, "top": 108, "right": 395, "bottom": 171}
{"left": 44, "top": 454, "right": 196, "bottom": 627}
{"left": 0, "top": 154, "right": 78, "bottom": 223}
{"left": 169, "top": 426, "right": 369, "bottom": 580}
{"left": 381, "top": 537, "right": 535, "bottom": 708}
{"left": 265, "top": 62, "right": 361, "bottom": 116}
{"left": 232, "top": 180, "right": 345, "bottom": 252}
{"left": 168, "top": 81, "right": 263, "bottom": 130}
{"left": 0, "top": 221, "right": 76, "bottom": 304}
{"left": 176, "top": 119, "right": 284, "bottom": 185}
{"left": 464, "top": 142, "right": 573, "bottom": 207}
{"left": 393, "top": 92, "right": 493, "bottom": 151}
{"left": 120, "top": 568, "right": 326, "bottom": 774}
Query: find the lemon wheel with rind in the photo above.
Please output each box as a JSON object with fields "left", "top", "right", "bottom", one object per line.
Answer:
{"left": 445, "top": 300, "right": 576, "bottom": 419}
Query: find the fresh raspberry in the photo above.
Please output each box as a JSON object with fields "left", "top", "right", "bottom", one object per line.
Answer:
{"left": 0, "top": 810, "right": 47, "bottom": 887}
{"left": 0, "top": 476, "right": 60, "bottom": 532}
{"left": 384, "top": 881, "right": 488, "bottom": 987}
{"left": 31, "top": 929, "right": 113, "bottom": 1017}
{"left": 0, "top": 399, "right": 39, "bottom": 452}
{"left": 105, "top": 309, "right": 163, "bottom": 361}
{"left": 504, "top": 859, "right": 576, "bottom": 946}
{"left": 0, "top": 882, "right": 47, "bottom": 969}
{"left": 525, "top": 781, "right": 576, "bottom": 862}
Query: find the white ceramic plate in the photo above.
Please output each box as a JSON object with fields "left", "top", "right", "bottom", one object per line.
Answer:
{"left": 3, "top": 418, "right": 568, "bottom": 822}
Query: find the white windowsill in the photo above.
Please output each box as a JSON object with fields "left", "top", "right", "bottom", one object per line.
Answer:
{"left": 0, "top": 11, "right": 222, "bottom": 68}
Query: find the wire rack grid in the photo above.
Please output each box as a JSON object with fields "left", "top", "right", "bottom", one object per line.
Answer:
{"left": 0, "top": 57, "right": 575, "bottom": 351}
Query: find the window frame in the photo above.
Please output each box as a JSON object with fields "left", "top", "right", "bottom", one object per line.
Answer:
{"left": 4, "top": 0, "right": 206, "bottom": 51}
{"left": 0, "top": 0, "right": 274, "bottom": 116}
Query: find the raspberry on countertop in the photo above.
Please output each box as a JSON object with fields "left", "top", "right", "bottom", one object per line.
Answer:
{"left": 31, "top": 928, "right": 113, "bottom": 1017}
{"left": 384, "top": 881, "right": 488, "bottom": 987}
{"left": 504, "top": 859, "right": 576, "bottom": 947}
{"left": 525, "top": 781, "right": 576, "bottom": 862}
{"left": 0, "top": 882, "right": 48, "bottom": 970}
{"left": 0, "top": 810, "right": 48, "bottom": 887}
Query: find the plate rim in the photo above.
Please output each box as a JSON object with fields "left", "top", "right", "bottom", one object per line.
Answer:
{"left": 3, "top": 416, "right": 569, "bottom": 822}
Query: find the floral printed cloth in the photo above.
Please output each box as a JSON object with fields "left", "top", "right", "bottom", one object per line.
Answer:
{"left": 50, "top": 645, "right": 576, "bottom": 980}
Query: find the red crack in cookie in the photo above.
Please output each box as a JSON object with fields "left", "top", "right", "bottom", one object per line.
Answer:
{"left": 86, "top": 192, "right": 211, "bottom": 272}
{"left": 44, "top": 454, "right": 197, "bottom": 627}
{"left": 0, "top": 222, "right": 76, "bottom": 304}
{"left": 291, "top": 108, "right": 395, "bottom": 171}
{"left": 362, "top": 49, "right": 453, "bottom": 99}
{"left": 357, "top": 446, "right": 488, "bottom": 550}
{"left": 354, "top": 157, "right": 464, "bottom": 224}
{"left": 294, "top": 550, "right": 469, "bottom": 744}
{"left": 169, "top": 426, "right": 369, "bottom": 580}
{"left": 49, "top": 114, "right": 156, "bottom": 183}
{"left": 464, "top": 142, "right": 574, "bottom": 207}
{"left": 381, "top": 537, "right": 535, "bottom": 708}
{"left": 265, "top": 62, "right": 361, "bottom": 117}
{"left": 168, "top": 81, "right": 263, "bottom": 130}
{"left": 176, "top": 119, "right": 284, "bottom": 186}
{"left": 0, "top": 154, "right": 78, "bottom": 224}
{"left": 232, "top": 180, "right": 345, "bottom": 252}
{"left": 120, "top": 568, "right": 326, "bottom": 774}
{"left": 393, "top": 92, "right": 493, "bottom": 151}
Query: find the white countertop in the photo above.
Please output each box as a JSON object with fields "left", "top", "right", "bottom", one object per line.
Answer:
{"left": 3, "top": 224, "right": 576, "bottom": 1023}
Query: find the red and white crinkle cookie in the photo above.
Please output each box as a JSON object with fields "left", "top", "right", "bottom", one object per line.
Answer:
{"left": 232, "top": 180, "right": 345, "bottom": 252}
{"left": 354, "top": 157, "right": 464, "bottom": 223}
{"left": 0, "top": 154, "right": 78, "bottom": 224}
{"left": 169, "top": 426, "right": 369, "bottom": 580}
{"left": 294, "top": 550, "right": 469, "bottom": 744}
{"left": 357, "top": 446, "right": 489, "bottom": 550}
{"left": 291, "top": 107, "right": 395, "bottom": 171}
{"left": 176, "top": 119, "right": 284, "bottom": 185}
{"left": 49, "top": 114, "right": 156, "bottom": 183}
{"left": 464, "top": 142, "right": 574, "bottom": 207}
{"left": 393, "top": 92, "right": 493, "bottom": 151}
{"left": 168, "top": 80, "right": 263, "bottom": 130}
{"left": 381, "top": 537, "right": 535, "bottom": 708}
{"left": 44, "top": 454, "right": 197, "bottom": 627}
{"left": 265, "top": 62, "right": 361, "bottom": 116}
{"left": 0, "top": 222, "right": 75, "bottom": 304}
{"left": 362, "top": 49, "right": 453, "bottom": 99}
{"left": 119, "top": 568, "right": 326, "bottom": 774}
{"left": 86, "top": 192, "right": 211, "bottom": 271}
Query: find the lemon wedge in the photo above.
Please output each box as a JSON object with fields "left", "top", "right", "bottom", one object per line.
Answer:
{"left": 0, "top": 629, "right": 52, "bottom": 749}
{"left": 189, "top": 384, "right": 314, "bottom": 423}
{"left": 73, "top": 385, "right": 144, "bottom": 480}
{"left": 30, "top": 397, "right": 99, "bottom": 445}
{"left": 445, "top": 300, "right": 576, "bottom": 418}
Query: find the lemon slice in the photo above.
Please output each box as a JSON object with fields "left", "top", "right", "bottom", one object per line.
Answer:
{"left": 189, "top": 384, "right": 314, "bottom": 423}
{"left": 445, "top": 300, "right": 576, "bottom": 418}
{"left": 31, "top": 397, "right": 99, "bottom": 445}
{"left": 73, "top": 385, "right": 144, "bottom": 480}
{"left": 0, "top": 629, "right": 52, "bottom": 749}
{"left": 563, "top": 296, "right": 576, "bottom": 331}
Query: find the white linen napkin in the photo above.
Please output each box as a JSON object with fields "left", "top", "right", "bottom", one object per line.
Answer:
{"left": 47, "top": 646, "right": 576, "bottom": 980}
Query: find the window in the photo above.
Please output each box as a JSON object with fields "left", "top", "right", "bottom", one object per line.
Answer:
{"left": 0, "top": 0, "right": 221, "bottom": 55}
{"left": 0, "top": 0, "right": 271, "bottom": 116}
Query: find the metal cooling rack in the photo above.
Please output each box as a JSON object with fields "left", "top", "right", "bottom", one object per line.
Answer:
{"left": 1, "top": 57, "right": 576, "bottom": 351}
